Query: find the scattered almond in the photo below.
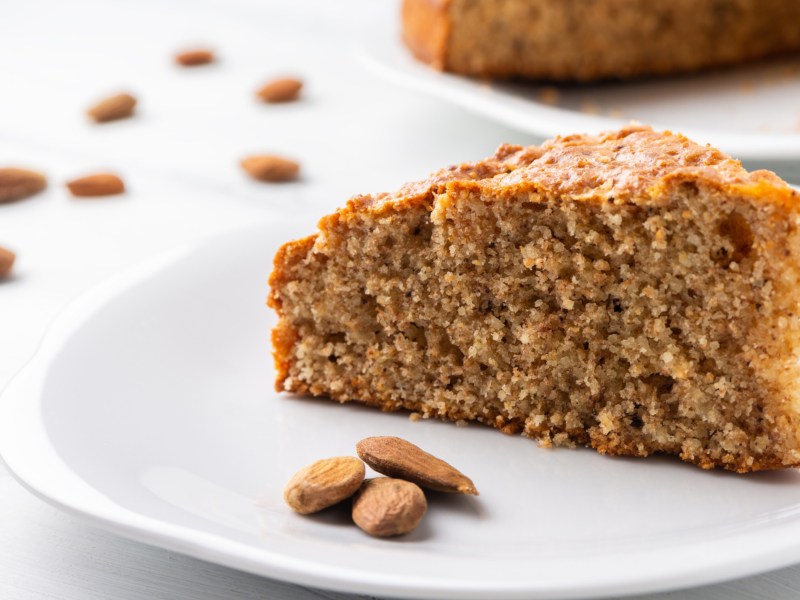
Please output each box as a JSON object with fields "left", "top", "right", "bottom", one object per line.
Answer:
{"left": 0, "top": 168, "right": 47, "bottom": 204}
{"left": 66, "top": 173, "right": 126, "bottom": 197}
{"left": 87, "top": 92, "right": 137, "bottom": 123}
{"left": 352, "top": 478, "right": 427, "bottom": 537}
{"left": 241, "top": 155, "right": 300, "bottom": 182}
{"left": 175, "top": 48, "right": 215, "bottom": 67}
{"left": 257, "top": 77, "right": 303, "bottom": 103}
{"left": 356, "top": 436, "right": 478, "bottom": 495}
{"left": 0, "top": 246, "right": 15, "bottom": 279}
{"left": 284, "top": 456, "right": 365, "bottom": 514}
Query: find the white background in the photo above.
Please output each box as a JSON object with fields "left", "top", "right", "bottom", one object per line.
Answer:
{"left": 2, "top": 1, "right": 800, "bottom": 598}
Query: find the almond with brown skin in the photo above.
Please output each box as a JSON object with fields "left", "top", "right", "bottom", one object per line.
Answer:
{"left": 0, "top": 246, "right": 16, "bottom": 279}
{"left": 175, "top": 49, "right": 215, "bottom": 67}
{"left": 284, "top": 456, "right": 365, "bottom": 514}
{"left": 257, "top": 77, "right": 303, "bottom": 103}
{"left": 241, "top": 155, "right": 300, "bottom": 182}
{"left": 87, "top": 93, "right": 137, "bottom": 123}
{"left": 356, "top": 436, "right": 478, "bottom": 495}
{"left": 352, "top": 477, "right": 427, "bottom": 537}
{"left": 0, "top": 168, "right": 47, "bottom": 204}
{"left": 66, "top": 173, "right": 126, "bottom": 197}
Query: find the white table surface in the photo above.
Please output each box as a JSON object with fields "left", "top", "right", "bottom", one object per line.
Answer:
{"left": 2, "top": 1, "right": 800, "bottom": 598}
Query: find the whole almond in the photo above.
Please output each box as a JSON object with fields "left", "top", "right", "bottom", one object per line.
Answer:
{"left": 87, "top": 92, "right": 137, "bottom": 123}
{"left": 241, "top": 155, "right": 300, "bottom": 182}
{"left": 66, "top": 173, "right": 126, "bottom": 197}
{"left": 352, "top": 477, "right": 427, "bottom": 537}
{"left": 257, "top": 77, "right": 303, "bottom": 103}
{"left": 0, "top": 246, "right": 15, "bottom": 279}
{"left": 356, "top": 436, "right": 478, "bottom": 495}
{"left": 0, "top": 168, "right": 47, "bottom": 204}
{"left": 175, "top": 49, "right": 215, "bottom": 67}
{"left": 284, "top": 456, "right": 365, "bottom": 514}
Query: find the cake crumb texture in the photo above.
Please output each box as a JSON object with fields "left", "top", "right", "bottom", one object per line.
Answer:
{"left": 268, "top": 126, "right": 800, "bottom": 472}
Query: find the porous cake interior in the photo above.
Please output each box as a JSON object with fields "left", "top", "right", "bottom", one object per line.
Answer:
{"left": 270, "top": 174, "right": 800, "bottom": 472}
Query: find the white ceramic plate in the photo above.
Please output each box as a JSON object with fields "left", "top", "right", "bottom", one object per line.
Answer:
{"left": 4, "top": 222, "right": 800, "bottom": 600}
{"left": 358, "top": 33, "right": 800, "bottom": 163}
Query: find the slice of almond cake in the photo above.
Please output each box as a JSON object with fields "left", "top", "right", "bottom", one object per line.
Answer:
{"left": 268, "top": 126, "right": 800, "bottom": 472}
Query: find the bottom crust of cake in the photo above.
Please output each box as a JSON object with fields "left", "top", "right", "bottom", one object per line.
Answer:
{"left": 278, "top": 373, "right": 795, "bottom": 474}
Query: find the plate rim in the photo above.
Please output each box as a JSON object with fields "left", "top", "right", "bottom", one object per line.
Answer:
{"left": 4, "top": 225, "right": 800, "bottom": 599}
{"left": 356, "top": 35, "right": 800, "bottom": 162}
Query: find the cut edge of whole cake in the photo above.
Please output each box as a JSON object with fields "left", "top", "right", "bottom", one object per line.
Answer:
{"left": 268, "top": 125, "right": 800, "bottom": 473}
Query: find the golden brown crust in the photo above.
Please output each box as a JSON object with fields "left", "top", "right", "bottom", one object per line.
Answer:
{"left": 401, "top": 0, "right": 451, "bottom": 69}
{"left": 326, "top": 126, "right": 796, "bottom": 224}
{"left": 267, "top": 235, "right": 317, "bottom": 313}
{"left": 268, "top": 234, "right": 317, "bottom": 387}
{"left": 271, "top": 322, "right": 299, "bottom": 392}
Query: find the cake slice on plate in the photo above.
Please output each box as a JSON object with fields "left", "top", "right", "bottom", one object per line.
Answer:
{"left": 268, "top": 126, "right": 800, "bottom": 472}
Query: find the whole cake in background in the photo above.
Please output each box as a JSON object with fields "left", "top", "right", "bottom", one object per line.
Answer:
{"left": 402, "top": 0, "right": 800, "bottom": 81}
{"left": 268, "top": 125, "right": 800, "bottom": 473}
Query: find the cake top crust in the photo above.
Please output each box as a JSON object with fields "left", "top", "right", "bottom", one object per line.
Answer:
{"left": 340, "top": 126, "right": 796, "bottom": 220}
